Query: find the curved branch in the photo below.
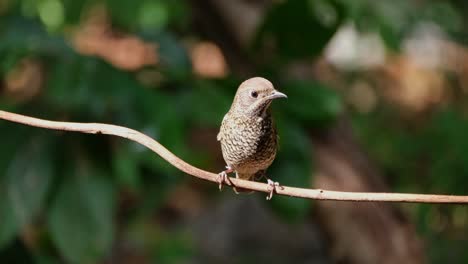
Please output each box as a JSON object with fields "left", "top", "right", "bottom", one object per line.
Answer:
{"left": 1, "top": 110, "right": 467, "bottom": 204}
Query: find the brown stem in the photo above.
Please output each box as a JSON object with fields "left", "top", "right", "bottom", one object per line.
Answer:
{"left": 1, "top": 110, "right": 467, "bottom": 203}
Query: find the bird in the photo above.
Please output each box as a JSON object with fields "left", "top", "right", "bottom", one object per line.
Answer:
{"left": 217, "top": 77, "right": 287, "bottom": 200}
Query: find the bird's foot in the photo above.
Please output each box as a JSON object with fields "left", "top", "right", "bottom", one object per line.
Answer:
{"left": 217, "top": 166, "right": 233, "bottom": 191}
{"left": 266, "top": 179, "right": 283, "bottom": 200}
{"left": 233, "top": 187, "right": 241, "bottom": 194}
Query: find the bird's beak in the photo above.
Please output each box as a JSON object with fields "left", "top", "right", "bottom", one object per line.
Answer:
{"left": 267, "top": 90, "right": 288, "bottom": 100}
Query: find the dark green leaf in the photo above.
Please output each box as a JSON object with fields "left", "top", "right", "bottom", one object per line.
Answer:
{"left": 48, "top": 167, "right": 115, "bottom": 264}
{"left": 112, "top": 141, "right": 141, "bottom": 190}
{"left": 269, "top": 120, "right": 312, "bottom": 222}
{"left": 6, "top": 135, "right": 53, "bottom": 228}
{"left": 282, "top": 80, "right": 342, "bottom": 126}
{"left": 255, "top": 0, "right": 344, "bottom": 60}
{"left": 0, "top": 124, "right": 35, "bottom": 248}
{"left": 0, "top": 194, "right": 17, "bottom": 249}
{"left": 420, "top": 2, "right": 462, "bottom": 34}
{"left": 186, "top": 80, "right": 231, "bottom": 127}
{"left": 269, "top": 157, "right": 312, "bottom": 222}
{"left": 146, "top": 32, "right": 191, "bottom": 79}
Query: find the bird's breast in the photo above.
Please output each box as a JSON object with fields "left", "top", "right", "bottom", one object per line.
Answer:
{"left": 219, "top": 113, "right": 277, "bottom": 173}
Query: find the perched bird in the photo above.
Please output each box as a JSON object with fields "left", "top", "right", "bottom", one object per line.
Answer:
{"left": 217, "top": 77, "right": 287, "bottom": 200}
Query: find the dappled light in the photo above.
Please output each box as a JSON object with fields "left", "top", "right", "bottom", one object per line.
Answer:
{"left": 1, "top": 1, "right": 468, "bottom": 263}
{"left": 4, "top": 58, "right": 43, "bottom": 102}
{"left": 190, "top": 41, "right": 228, "bottom": 78}
{"left": 72, "top": 5, "right": 158, "bottom": 71}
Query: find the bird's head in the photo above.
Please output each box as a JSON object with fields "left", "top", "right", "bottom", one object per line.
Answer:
{"left": 230, "top": 77, "right": 287, "bottom": 117}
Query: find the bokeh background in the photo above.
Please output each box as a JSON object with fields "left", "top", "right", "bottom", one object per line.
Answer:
{"left": 0, "top": 0, "right": 467, "bottom": 263}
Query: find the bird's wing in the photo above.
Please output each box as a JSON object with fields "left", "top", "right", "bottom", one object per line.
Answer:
{"left": 217, "top": 114, "right": 228, "bottom": 141}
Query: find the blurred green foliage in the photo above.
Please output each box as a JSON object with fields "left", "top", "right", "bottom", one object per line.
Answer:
{"left": 254, "top": 0, "right": 344, "bottom": 60}
{"left": 0, "top": 0, "right": 467, "bottom": 263}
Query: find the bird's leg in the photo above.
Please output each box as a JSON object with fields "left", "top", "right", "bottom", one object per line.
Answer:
{"left": 232, "top": 172, "right": 242, "bottom": 194}
{"left": 217, "top": 166, "right": 233, "bottom": 191}
{"left": 256, "top": 171, "right": 282, "bottom": 200}
{"left": 266, "top": 178, "right": 283, "bottom": 200}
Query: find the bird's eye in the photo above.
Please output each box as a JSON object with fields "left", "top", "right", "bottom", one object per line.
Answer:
{"left": 250, "top": 91, "right": 258, "bottom": 98}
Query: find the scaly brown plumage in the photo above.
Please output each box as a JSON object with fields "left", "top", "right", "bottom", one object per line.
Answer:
{"left": 217, "top": 77, "right": 286, "bottom": 199}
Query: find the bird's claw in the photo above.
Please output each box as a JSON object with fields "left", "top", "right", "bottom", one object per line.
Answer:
{"left": 266, "top": 179, "right": 282, "bottom": 200}
{"left": 217, "top": 171, "right": 228, "bottom": 191}
{"left": 217, "top": 166, "right": 233, "bottom": 191}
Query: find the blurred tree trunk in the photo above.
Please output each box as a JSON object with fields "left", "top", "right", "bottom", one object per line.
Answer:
{"left": 190, "top": 1, "right": 425, "bottom": 263}
{"left": 310, "top": 117, "right": 425, "bottom": 264}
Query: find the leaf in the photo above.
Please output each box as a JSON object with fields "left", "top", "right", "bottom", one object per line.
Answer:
{"left": 282, "top": 80, "right": 342, "bottom": 126}
{"left": 48, "top": 167, "right": 115, "bottom": 264}
{"left": 37, "top": 0, "right": 65, "bottom": 31}
{"left": 138, "top": 1, "right": 169, "bottom": 30}
{"left": 0, "top": 16, "right": 71, "bottom": 56}
{"left": 143, "top": 32, "right": 191, "bottom": 79}
{"left": 420, "top": 2, "right": 462, "bottom": 34}
{"left": 106, "top": 0, "right": 143, "bottom": 29}
{"left": 61, "top": 0, "right": 88, "bottom": 25}
{"left": 268, "top": 120, "right": 313, "bottom": 222}
{"left": 6, "top": 134, "right": 53, "bottom": 228}
{"left": 155, "top": 231, "right": 194, "bottom": 263}
{"left": 112, "top": 141, "right": 141, "bottom": 190}
{"left": 268, "top": 157, "right": 312, "bottom": 222}
{"left": 0, "top": 124, "right": 35, "bottom": 248}
{"left": 148, "top": 92, "right": 186, "bottom": 148}
{"left": 185, "top": 80, "right": 231, "bottom": 127}
{"left": 0, "top": 239, "right": 35, "bottom": 263}
{"left": 45, "top": 55, "right": 99, "bottom": 112}
{"left": 0, "top": 192, "right": 17, "bottom": 249}
{"left": 33, "top": 254, "right": 62, "bottom": 264}
{"left": 254, "top": 0, "right": 344, "bottom": 60}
